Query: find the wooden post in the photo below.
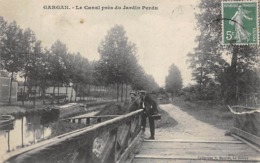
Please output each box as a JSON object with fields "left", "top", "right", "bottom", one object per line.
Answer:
{"left": 74, "top": 137, "right": 96, "bottom": 163}
{"left": 43, "top": 124, "right": 45, "bottom": 140}
{"left": 107, "top": 128, "right": 118, "bottom": 163}
{"left": 97, "top": 117, "right": 101, "bottom": 123}
{"left": 78, "top": 118, "right": 82, "bottom": 124}
{"left": 72, "top": 119, "right": 76, "bottom": 123}
{"left": 128, "top": 119, "right": 132, "bottom": 145}
{"left": 7, "top": 131, "right": 10, "bottom": 152}
{"left": 86, "top": 118, "right": 90, "bottom": 125}
{"left": 21, "top": 117, "right": 24, "bottom": 147}
{"left": 33, "top": 124, "right": 35, "bottom": 144}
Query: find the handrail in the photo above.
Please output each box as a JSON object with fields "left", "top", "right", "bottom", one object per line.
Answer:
{"left": 4, "top": 109, "right": 143, "bottom": 163}
{"left": 231, "top": 105, "right": 260, "bottom": 110}
{"left": 229, "top": 105, "right": 260, "bottom": 146}
{"left": 63, "top": 115, "right": 121, "bottom": 124}
{"left": 63, "top": 115, "right": 120, "bottom": 121}
{"left": 228, "top": 105, "right": 260, "bottom": 115}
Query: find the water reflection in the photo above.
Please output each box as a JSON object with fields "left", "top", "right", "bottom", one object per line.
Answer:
{"left": 0, "top": 109, "right": 59, "bottom": 156}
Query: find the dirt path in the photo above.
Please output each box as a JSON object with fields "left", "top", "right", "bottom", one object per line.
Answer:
{"left": 134, "top": 104, "right": 260, "bottom": 163}
{"left": 152, "top": 104, "right": 235, "bottom": 141}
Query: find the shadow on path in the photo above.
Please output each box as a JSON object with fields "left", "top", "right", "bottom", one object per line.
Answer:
{"left": 155, "top": 106, "right": 178, "bottom": 129}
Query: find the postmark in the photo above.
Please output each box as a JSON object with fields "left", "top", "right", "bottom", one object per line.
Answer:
{"left": 222, "top": 1, "right": 259, "bottom": 45}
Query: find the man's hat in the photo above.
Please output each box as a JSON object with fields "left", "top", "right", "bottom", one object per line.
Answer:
{"left": 138, "top": 90, "right": 146, "bottom": 95}
{"left": 130, "top": 92, "right": 137, "bottom": 96}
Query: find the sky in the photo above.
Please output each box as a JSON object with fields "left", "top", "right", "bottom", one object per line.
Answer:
{"left": 0, "top": 0, "right": 200, "bottom": 86}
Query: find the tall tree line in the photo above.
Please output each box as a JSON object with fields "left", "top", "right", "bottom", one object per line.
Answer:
{"left": 187, "top": 0, "right": 260, "bottom": 105}
{"left": 165, "top": 64, "right": 183, "bottom": 100}
{"left": 0, "top": 18, "right": 159, "bottom": 104}
{"left": 96, "top": 25, "right": 159, "bottom": 101}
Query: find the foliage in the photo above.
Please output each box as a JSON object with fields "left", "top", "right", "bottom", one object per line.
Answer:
{"left": 96, "top": 25, "right": 159, "bottom": 99}
{"left": 97, "top": 25, "right": 137, "bottom": 85}
{"left": 165, "top": 64, "right": 183, "bottom": 97}
{"left": 187, "top": 0, "right": 260, "bottom": 105}
{"left": 0, "top": 17, "right": 159, "bottom": 104}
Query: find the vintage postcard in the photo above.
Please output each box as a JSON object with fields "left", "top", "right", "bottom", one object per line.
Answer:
{"left": 0, "top": 0, "right": 259, "bottom": 162}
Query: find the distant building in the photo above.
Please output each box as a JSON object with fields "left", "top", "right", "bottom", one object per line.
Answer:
{"left": 17, "top": 83, "right": 76, "bottom": 100}
{"left": 46, "top": 87, "right": 76, "bottom": 100}
{"left": 0, "top": 71, "right": 18, "bottom": 103}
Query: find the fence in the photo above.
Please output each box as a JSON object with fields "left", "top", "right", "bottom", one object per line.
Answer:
{"left": 4, "top": 109, "right": 143, "bottom": 163}
{"left": 228, "top": 105, "right": 260, "bottom": 146}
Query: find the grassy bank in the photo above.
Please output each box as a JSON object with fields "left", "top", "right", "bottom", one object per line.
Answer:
{"left": 49, "top": 102, "right": 121, "bottom": 138}
{"left": 172, "top": 97, "right": 233, "bottom": 130}
{"left": 155, "top": 106, "right": 178, "bottom": 129}
{"left": 0, "top": 100, "right": 114, "bottom": 117}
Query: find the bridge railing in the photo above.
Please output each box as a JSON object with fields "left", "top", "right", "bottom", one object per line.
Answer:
{"left": 63, "top": 115, "right": 120, "bottom": 124}
{"left": 4, "top": 109, "right": 143, "bottom": 163}
{"left": 228, "top": 105, "right": 260, "bottom": 146}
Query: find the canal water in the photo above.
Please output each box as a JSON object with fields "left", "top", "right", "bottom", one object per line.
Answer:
{"left": 0, "top": 109, "right": 59, "bottom": 157}
{"left": 0, "top": 104, "right": 107, "bottom": 157}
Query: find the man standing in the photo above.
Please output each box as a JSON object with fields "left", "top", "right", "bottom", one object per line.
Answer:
{"left": 129, "top": 92, "right": 139, "bottom": 112}
{"left": 138, "top": 90, "right": 158, "bottom": 139}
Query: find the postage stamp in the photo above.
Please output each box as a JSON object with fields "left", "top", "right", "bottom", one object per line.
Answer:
{"left": 222, "top": 1, "right": 259, "bottom": 45}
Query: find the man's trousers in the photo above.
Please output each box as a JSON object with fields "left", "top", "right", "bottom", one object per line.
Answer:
{"left": 141, "top": 112, "right": 155, "bottom": 137}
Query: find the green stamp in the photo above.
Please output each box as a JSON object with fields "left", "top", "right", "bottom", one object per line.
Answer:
{"left": 222, "top": 1, "right": 259, "bottom": 45}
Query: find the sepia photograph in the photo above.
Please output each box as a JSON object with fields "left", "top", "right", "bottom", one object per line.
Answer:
{"left": 0, "top": 0, "right": 259, "bottom": 162}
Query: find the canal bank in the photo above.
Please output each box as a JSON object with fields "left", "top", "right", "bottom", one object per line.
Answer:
{"left": 0, "top": 101, "right": 115, "bottom": 157}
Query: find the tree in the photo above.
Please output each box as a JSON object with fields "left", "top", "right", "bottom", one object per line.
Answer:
{"left": 50, "top": 40, "right": 68, "bottom": 103}
{"left": 20, "top": 28, "right": 37, "bottom": 105}
{"left": 97, "top": 25, "right": 137, "bottom": 101}
{"left": 165, "top": 64, "right": 183, "bottom": 99}
{"left": 0, "top": 16, "right": 8, "bottom": 69}
{"left": 0, "top": 21, "right": 24, "bottom": 104}
{"left": 26, "top": 40, "right": 43, "bottom": 106}
{"left": 188, "top": 0, "right": 259, "bottom": 104}
{"left": 37, "top": 48, "right": 52, "bottom": 104}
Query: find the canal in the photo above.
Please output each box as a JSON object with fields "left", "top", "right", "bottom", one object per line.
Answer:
{"left": 0, "top": 109, "right": 58, "bottom": 156}
{"left": 0, "top": 104, "right": 107, "bottom": 157}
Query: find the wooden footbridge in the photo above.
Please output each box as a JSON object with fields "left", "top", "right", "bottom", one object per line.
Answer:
{"left": 2, "top": 104, "right": 260, "bottom": 163}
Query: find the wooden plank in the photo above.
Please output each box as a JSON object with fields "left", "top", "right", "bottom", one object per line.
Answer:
{"left": 140, "top": 142, "right": 251, "bottom": 150}
{"left": 133, "top": 158, "right": 257, "bottom": 163}
{"left": 117, "top": 131, "right": 142, "bottom": 163}
{"left": 143, "top": 139, "right": 244, "bottom": 144}
{"left": 137, "top": 148, "right": 257, "bottom": 156}
{"left": 232, "top": 134, "right": 260, "bottom": 152}
{"left": 232, "top": 127, "right": 260, "bottom": 146}
{"left": 134, "top": 154, "right": 260, "bottom": 162}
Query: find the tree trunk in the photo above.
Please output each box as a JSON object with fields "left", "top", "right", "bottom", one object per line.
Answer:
{"left": 79, "top": 85, "right": 81, "bottom": 101}
{"left": 70, "top": 85, "right": 73, "bottom": 102}
{"left": 121, "top": 83, "right": 124, "bottom": 102}
{"left": 42, "top": 80, "right": 46, "bottom": 105}
{"left": 33, "top": 85, "right": 37, "bottom": 107}
{"left": 102, "top": 86, "right": 104, "bottom": 100}
{"left": 106, "top": 86, "right": 109, "bottom": 100}
{"left": 83, "top": 85, "right": 85, "bottom": 101}
{"left": 22, "top": 75, "right": 27, "bottom": 106}
{"left": 117, "top": 83, "right": 119, "bottom": 102}
{"left": 88, "top": 84, "right": 91, "bottom": 101}
{"left": 8, "top": 72, "right": 14, "bottom": 105}
{"left": 104, "top": 86, "right": 106, "bottom": 100}
{"left": 51, "top": 86, "right": 55, "bottom": 104}
{"left": 75, "top": 83, "right": 78, "bottom": 102}
{"left": 57, "top": 83, "right": 60, "bottom": 104}
{"left": 93, "top": 85, "right": 95, "bottom": 101}
{"left": 226, "top": 46, "right": 238, "bottom": 104}
{"left": 125, "top": 84, "right": 128, "bottom": 101}
{"left": 65, "top": 85, "right": 68, "bottom": 103}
